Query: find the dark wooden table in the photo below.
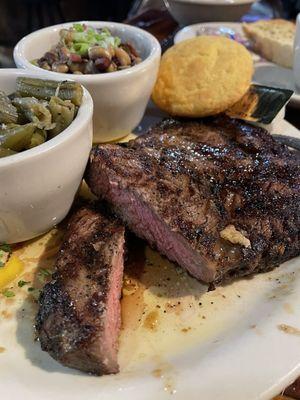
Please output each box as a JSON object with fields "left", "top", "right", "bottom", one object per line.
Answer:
{"left": 128, "top": 8, "right": 300, "bottom": 400}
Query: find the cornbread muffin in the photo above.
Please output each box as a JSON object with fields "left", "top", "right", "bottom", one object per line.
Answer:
{"left": 152, "top": 36, "right": 254, "bottom": 117}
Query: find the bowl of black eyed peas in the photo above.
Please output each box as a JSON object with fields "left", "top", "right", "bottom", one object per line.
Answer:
{"left": 0, "top": 69, "right": 93, "bottom": 243}
{"left": 14, "top": 21, "right": 161, "bottom": 142}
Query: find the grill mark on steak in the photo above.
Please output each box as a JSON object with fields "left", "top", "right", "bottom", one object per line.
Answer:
{"left": 36, "top": 204, "right": 125, "bottom": 375}
{"left": 85, "top": 115, "right": 300, "bottom": 284}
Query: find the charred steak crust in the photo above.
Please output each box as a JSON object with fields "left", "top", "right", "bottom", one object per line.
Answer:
{"left": 85, "top": 116, "right": 300, "bottom": 284}
{"left": 36, "top": 204, "right": 125, "bottom": 375}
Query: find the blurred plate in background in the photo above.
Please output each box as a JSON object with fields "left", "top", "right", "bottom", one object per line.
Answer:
{"left": 166, "top": 0, "right": 255, "bottom": 25}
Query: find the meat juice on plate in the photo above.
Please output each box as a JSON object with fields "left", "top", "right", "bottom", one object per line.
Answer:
{"left": 0, "top": 224, "right": 299, "bottom": 389}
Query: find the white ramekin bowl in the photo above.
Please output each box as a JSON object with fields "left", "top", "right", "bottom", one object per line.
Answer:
{"left": 14, "top": 21, "right": 161, "bottom": 142}
{"left": 166, "top": 0, "right": 255, "bottom": 25}
{"left": 0, "top": 69, "right": 93, "bottom": 244}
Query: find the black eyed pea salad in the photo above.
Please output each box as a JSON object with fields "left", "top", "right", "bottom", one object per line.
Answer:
{"left": 34, "top": 23, "right": 142, "bottom": 75}
{"left": 0, "top": 77, "right": 83, "bottom": 158}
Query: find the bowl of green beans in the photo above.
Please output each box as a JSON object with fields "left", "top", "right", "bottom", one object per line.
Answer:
{"left": 0, "top": 69, "right": 93, "bottom": 244}
{"left": 14, "top": 21, "right": 161, "bottom": 143}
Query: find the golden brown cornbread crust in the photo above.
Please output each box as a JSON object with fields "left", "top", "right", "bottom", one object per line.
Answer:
{"left": 152, "top": 36, "right": 254, "bottom": 117}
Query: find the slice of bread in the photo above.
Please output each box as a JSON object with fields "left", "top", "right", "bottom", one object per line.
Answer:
{"left": 243, "top": 19, "right": 295, "bottom": 68}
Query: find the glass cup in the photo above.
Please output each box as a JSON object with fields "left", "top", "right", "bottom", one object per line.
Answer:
{"left": 294, "top": 13, "right": 300, "bottom": 89}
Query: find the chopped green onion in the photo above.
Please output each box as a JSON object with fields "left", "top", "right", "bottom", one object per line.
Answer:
{"left": 37, "top": 268, "right": 52, "bottom": 283}
{"left": 73, "top": 23, "right": 84, "bottom": 33}
{"left": 18, "top": 280, "right": 30, "bottom": 287}
{"left": 3, "top": 289, "right": 15, "bottom": 298}
{"left": 38, "top": 268, "right": 51, "bottom": 277}
{"left": 72, "top": 32, "right": 87, "bottom": 43}
{"left": 73, "top": 43, "right": 90, "bottom": 56}
{"left": 0, "top": 246, "right": 11, "bottom": 267}
{"left": 68, "top": 23, "right": 122, "bottom": 56}
{"left": 0, "top": 243, "right": 11, "bottom": 253}
{"left": 114, "top": 37, "right": 121, "bottom": 47}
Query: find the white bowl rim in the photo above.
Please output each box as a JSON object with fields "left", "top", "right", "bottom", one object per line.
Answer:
{"left": 174, "top": 21, "right": 243, "bottom": 43}
{"left": 169, "top": 0, "right": 255, "bottom": 5}
{"left": 0, "top": 68, "right": 93, "bottom": 168}
{"left": 14, "top": 21, "right": 161, "bottom": 83}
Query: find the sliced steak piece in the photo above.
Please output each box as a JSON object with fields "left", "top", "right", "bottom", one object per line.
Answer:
{"left": 36, "top": 204, "right": 125, "bottom": 375}
{"left": 85, "top": 116, "right": 300, "bottom": 284}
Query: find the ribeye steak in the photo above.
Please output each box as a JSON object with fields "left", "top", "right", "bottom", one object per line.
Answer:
{"left": 85, "top": 116, "right": 300, "bottom": 284}
{"left": 36, "top": 204, "right": 125, "bottom": 375}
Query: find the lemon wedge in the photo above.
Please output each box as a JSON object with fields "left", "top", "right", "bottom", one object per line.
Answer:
{"left": 0, "top": 256, "right": 24, "bottom": 290}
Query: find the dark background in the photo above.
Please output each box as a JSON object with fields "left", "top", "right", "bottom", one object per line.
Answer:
{"left": 0, "top": 0, "right": 134, "bottom": 46}
{"left": 0, "top": 0, "right": 300, "bottom": 47}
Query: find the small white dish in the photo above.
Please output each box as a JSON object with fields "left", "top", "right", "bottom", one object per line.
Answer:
{"left": 254, "top": 62, "right": 300, "bottom": 107}
{"left": 166, "top": 0, "right": 255, "bottom": 26}
{"left": 0, "top": 69, "right": 93, "bottom": 243}
{"left": 14, "top": 21, "right": 161, "bottom": 142}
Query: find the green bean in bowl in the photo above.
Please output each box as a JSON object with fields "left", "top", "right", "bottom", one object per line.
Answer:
{"left": 0, "top": 77, "right": 83, "bottom": 158}
{"left": 33, "top": 23, "right": 142, "bottom": 74}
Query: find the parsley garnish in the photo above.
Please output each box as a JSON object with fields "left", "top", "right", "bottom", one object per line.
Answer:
{"left": 0, "top": 247, "right": 10, "bottom": 267}
{"left": 27, "top": 287, "right": 41, "bottom": 301}
{"left": 38, "top": 268, "right": 51, "bottom": 277}
{"left": 18, "top": 280, "right": 30, "bottom": 288}
{"left": 0, "top": 244, "right": 12, "bottom": 253}
{"left": 37, "top": 268, "right": 52, "bottom": 283}
{"left": 3, "top": 290, "right": 15, "bottom": 298}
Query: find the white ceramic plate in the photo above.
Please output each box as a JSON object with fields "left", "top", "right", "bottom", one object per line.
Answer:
{"left": 0, "top": 117, "right": 300, "bottom": 400}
